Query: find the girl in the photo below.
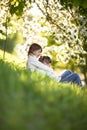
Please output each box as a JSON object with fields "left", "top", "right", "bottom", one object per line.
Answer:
{"left": 39, "top": 55, "right": 51, "bottom": 67}
{"left": 39, "top": 55, "right": 82, "bottom": 86}
{"left": 27, "top": 43, "right": 82, "bottom": 86}
{"left": 27, "top": 43, "right": 61, "bottom": 82}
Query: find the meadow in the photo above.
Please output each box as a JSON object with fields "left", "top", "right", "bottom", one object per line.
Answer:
{"left": 0, "top": 50, "right": 87, "bottom": 130}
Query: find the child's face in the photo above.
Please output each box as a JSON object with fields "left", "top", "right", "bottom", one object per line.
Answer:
{"left": 33, "top": 49, "right": 42, "bottom": 57}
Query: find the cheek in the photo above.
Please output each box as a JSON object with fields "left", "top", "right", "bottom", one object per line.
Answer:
{"left": 36, "top": 53, "right": 41, "bottom": 57}
{"left": 38, "top": 52, "right": 41, "bottom": 55}
{"left": 39, "top": 53, "right": 41, "bottom": 56}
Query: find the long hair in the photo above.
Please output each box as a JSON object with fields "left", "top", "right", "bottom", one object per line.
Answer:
{"left": 28, "top": 43, "right": 42, "bottom": 56}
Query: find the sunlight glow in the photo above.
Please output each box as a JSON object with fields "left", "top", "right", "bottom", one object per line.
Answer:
{"left": 29, "top": 3, "right": 43, "bottom": 16}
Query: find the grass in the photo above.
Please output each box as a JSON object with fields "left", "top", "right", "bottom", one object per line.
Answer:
{"left": 0, "top": 50, "right": 87, "bottom": 130}
{"left": 0, "top": 49, "right": 26, "bottom": 69}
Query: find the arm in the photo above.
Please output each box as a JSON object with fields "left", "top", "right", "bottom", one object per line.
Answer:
{"left": 27, "top": 56, "right": 61, "bottom": 82}
{"left": 30, "top": 57, "right": 53, "bottom": 72}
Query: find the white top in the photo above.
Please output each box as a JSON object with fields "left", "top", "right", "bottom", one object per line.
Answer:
{"left": 27, "top": 55, "right": 61, "bottom": 82}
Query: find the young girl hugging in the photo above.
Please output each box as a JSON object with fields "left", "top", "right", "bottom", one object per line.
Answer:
{"left": 27, "top": 43, "right": 82, "bottom": 86}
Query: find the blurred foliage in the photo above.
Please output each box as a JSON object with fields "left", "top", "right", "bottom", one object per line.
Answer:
{"left": 47, "top": 34, "right": 56, "bottom": 46}
{"left": 0, "top": 54, "right": 87, "bottom": 130}
{"left": 9, "top": 0, "right": 26, "bottom": 16}
{"left": 0, "top": 31, "right": 24, "bottom": 53}
{"left": 0, "top": 0, "right": 33, "bottom": 17}
{"left": 59, "top": 0, "right": 87, "bottom": 16}
{"left": 0, "top": 49, "right": 25, "bottom": 68}
{"left": 1, "top": 0, "right": 87, "bottom": 17}
{"left": 59, "top": 0, "right": 87, "bottom": 8}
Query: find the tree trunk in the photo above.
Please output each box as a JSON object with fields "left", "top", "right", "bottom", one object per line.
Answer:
{"left": 3, "top": 16, "right": 8, "bottom": 59}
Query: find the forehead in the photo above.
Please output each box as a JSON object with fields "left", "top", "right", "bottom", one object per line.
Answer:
{"left": 35, "top": 49, "right": 42, "bottom": 52}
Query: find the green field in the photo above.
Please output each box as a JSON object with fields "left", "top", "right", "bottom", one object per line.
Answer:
{"left": 0, "top": 50, "right": 87, "bottom": 130}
